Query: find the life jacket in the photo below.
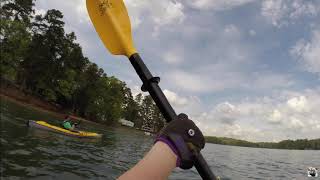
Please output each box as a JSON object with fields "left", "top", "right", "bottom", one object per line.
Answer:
{"left": 62, "top": 120, "right": 72, "bottom": 129}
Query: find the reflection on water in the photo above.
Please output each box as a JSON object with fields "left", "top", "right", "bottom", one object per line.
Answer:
{"left": 1, "top": 98, "right": 319, "bottom": 179}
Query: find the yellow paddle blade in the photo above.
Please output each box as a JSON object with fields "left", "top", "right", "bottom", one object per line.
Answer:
{"left": 86, "top": 0, "right": 137, "bottom": 57}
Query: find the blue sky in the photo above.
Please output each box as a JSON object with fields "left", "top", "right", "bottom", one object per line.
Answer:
{"left": 35, "top": 0, "right": 320, "bottom": 142}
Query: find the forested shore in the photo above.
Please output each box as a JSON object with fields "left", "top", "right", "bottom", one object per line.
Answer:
{"left": 206, "top": 136, "right": 320, "bottom": 150}
{"left": 1, "top": 0, "right": 165, "bottom": 132}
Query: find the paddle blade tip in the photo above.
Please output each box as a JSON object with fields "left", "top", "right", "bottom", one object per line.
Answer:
{"left": 86, "top": 0, "right": 137, "bottom": 58}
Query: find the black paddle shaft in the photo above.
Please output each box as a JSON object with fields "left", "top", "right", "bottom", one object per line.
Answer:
{"left": 129, "top": 53, "right": 217, "bottom": 180}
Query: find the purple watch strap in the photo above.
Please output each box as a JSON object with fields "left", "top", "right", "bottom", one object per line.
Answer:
{"left": 155, "top": 136, "right": 181, "bottom": 167}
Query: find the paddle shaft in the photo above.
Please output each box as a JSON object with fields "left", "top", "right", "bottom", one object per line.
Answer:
{"left": 129, "top": 53, "right": 217, "bottom": 180}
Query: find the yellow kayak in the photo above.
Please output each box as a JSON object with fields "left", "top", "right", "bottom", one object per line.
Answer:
{"left": 27, "top": 120, "right": 102, "bottom": 138}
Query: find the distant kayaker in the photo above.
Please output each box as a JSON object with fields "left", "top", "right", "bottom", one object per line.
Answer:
{"left": 62, "top": 115, "right": 76, "bottom": 130}
{"left": 118, "top": 113, "right": 205, "bottom": 180}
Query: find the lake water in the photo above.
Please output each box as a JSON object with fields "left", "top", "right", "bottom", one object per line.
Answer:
{"left": 1, "top": 97, "right": 319, "bottom": 179}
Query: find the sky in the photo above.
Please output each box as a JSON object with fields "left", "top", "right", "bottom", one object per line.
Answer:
{"left": 35, "top": 0, "right": 320, "bottom": 142}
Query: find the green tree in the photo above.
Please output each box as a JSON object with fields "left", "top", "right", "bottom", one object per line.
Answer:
{"left": 130, "top": 93, "right": 143, "bottom": 128}
{"left": 85, "top": 76, "right": 125, "bottom": 124}
{"left": 73, "top": 62, "right": 103, "bottom": 116}
{"left": 140, "top": 95, "right": 154, "bottom": 131}
{"left": 0, "top": 0, "right": 34, "bottom": 81}
{"left": 137, "top": 95, "right": 165, "bottom": 132}
{"left": 18, "top": 9, "right": 66, "bottom": 101}
{"left": 122, "top": 87, "right": 141, "bottom": 125}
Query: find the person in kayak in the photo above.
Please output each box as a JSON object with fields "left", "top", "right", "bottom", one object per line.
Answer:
{"left": 62, "top": 115, "right": 76, "bottom": 130}
{"left": 118, "top": 113, "right": 205, "bottom": 180}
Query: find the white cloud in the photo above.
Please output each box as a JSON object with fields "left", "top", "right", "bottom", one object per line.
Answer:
{"left": 290, "top": 29, "right": 320, "bottom": 77}
{"left": 224, "top": 24, "right": 240, "bottom": 35}
{"left": 163, "top": 89, "right": 203, "bottom": 116}
{"left": 76, "top": 0, "right": 90, "bottom": 24}
{"left": 196, "top": 87, "right": 320, "bottom": 141}
{"left": 35, "top": 0, "right": 90, "bottom": 25}
{"left": 167, "top": 70, "right": 243, "bottom": 93}
{"left": 34, "top": 7, "right": 46, "bottom": 16}
{"left": 152, "top": 1, "right": 184, "bottom": 26}
{"left": 221, "top": 124, "right": 263, "bottom": 140}
{"left": 211, "top": 102, "right": 240, "bottom": 125}
{"left": 268, "top": 109, "right": 282, "bottom": 123}
{"left": 287, "top": 96, "right": 309, "bottom": 112}
{"left": 124, "top": 0, "right": 185, "bottom": 32}
{"left": 123, "top": 0, "right": 147, "bottom": 28}
{"left": 261, "top": 0, "right": 288, "bottom": 27}
{"left": 166, "top": 68, "right": 293, "bottom": 94}
{"left": 163, "top": 49, "right": 184, "bottom": 65}
{"left": 249, "top": 29, "right": 256, "bottom": 36}
{"left": 288, "top": 117, "right": 304, "bottom": 129}
{"left": 158, "top": 21, "right": 293, "bottom": 94}
{"left": 163, "top": 89, "right": 188, "bottom": 106}
{"left": 247, "top": 72, "right": 294, "bottom": 89}
{"left": 261, "top": 0, "right": 319, "bottom": 28}
{"left": 187, "top": 0, "right": 254, "bottom": 11}
{"left": 289, "top": 0, "right": 319, "bottom": 19}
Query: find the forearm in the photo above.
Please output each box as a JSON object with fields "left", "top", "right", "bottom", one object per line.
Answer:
{"left": 118, "top": 141, "right": 177, "bottom": 180}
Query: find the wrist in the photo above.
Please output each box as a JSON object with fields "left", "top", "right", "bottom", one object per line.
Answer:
{"left": 155, "top": 136, "right": 180, "bottom": 167}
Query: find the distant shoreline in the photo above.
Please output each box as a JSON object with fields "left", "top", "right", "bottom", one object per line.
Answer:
{"left": 205, "top": 136, "right": 320, "bottom": 150}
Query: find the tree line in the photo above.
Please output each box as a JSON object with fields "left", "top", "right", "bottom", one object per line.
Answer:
{"left": 0, "top": 0, "right": 165, "bottom": 130}
{"left": 205, "top": 136, "right": 320, "bottom": 150}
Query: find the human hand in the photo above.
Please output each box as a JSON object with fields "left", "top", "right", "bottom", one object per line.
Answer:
{"left": 156, "top": 113, "right": 205, "bottom": 169}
